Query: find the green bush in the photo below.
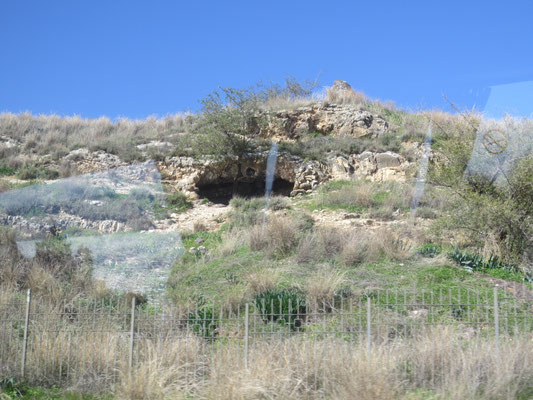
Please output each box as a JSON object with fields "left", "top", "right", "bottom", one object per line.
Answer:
{"left": 254, "top": 288, "right": 306, "bottom": 330}
{"left": 417, "top": 243, "right": 442, "bottom": 258}
{"left": 165, "top": 190, "right": 192, "bottom": 213}
{"left": 448, "top": 249, "right": 532, "bottom": 283}
{"left": 187, "top": 305, "right": 219, "bottom": 338}
{"left": 17, "top": 166, "right": 60, "bottom": 180}
{"left": 0, "top": 166, "right": 14, "bottom": 176}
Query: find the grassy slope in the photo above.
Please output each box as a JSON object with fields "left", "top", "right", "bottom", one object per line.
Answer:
{"left": 167, "top": 182, "right": 531, "bottom": 317}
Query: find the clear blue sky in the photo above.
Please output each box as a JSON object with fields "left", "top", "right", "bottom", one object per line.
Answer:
{"left": 1, "top": 0, "right": 532, "bottom": 119}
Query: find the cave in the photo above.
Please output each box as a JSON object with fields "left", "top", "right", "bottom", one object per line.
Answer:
{"left": 197, "top": 176, "right": 294, "bottom": 205}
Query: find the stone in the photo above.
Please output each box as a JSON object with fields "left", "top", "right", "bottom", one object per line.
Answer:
{"left": 375, "top": 152, "right": 401, "bottom": 168}
{"left": 197, "top": 245, "right": 207, "bottom": 254}
{"left": 263, "top": 103, "right": 388, "bottom": 139}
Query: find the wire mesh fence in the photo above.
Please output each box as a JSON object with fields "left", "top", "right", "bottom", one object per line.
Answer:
{"left": 1, "top": 283, "right": 532, "bottom": 392}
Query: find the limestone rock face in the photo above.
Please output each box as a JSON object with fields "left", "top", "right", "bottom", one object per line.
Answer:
{"left": 158, "top": 153, "right": 309, "bottom": 199}
{"left": 66, "top": 148, "right": 127, "bottom": 174}
{"left": 264, "top": 104, "right": 388, "bottom": 140}
{"left": 158, "top": 148, "right": 411, "bottom": 201}
{"left": 329, "top": 151, "right": 410, "bottom": 183}
{"left": 327, "top": 80, "right": 356, "bottom": 98}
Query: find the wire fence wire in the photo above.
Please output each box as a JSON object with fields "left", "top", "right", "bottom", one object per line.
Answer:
{"left": 0, "top": 283, "right": 532, "bottom": 391}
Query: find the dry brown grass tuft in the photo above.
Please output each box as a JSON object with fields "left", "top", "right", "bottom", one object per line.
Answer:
{"left": 116, "top": 336, "right": 202, "bottom": 400}
{"left": 341, "top": 228, "right": 410, "bottom": 267}
{"left": 245, "top": 268, "right": 281, "bottom": 297}
{"left": 214, "top": 229, "right": 247, "bottom": 257}
{"left": 326, "top": 88, "right": 369, "bottom": 106}
{"left": 248, "top": 215, "right": 299, "bottom": 257}
{"left": 340, "top": 230, "right": 375, "bottom": 266}
{"left": 305, "top": 268, "right": 346, "bottom": 307}
{"left": 296, "top": 227, "right": 343, "bottom": 264}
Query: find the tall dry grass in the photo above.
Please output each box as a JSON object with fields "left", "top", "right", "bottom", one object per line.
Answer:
{"left": 0, "top": 112, "right": 193, "bottom": 170}
{"left": 1, "top": 288, "right": 532, "bottom": 399}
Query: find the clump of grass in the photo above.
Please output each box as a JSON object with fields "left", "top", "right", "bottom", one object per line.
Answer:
{"left": 305, "top": 268, "right": 346, "bottom": 307}
{"left": 308, "top": 180, "right": 411, "bottom": 219}
{"left": 165, "top": 190, "right": 192, "bottom": 213}
{"left": 17, "top": 165, "right": 60, "bottom": 180}
{"left": 248, "top": 215, "right": 299, "bottom": 257}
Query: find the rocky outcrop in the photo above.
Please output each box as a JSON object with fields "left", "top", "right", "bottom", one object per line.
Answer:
{"left": 0, "top": 135, "right": 20, "bottom": 149}
{"left": 264, "top": 104, "right": 389, "bottom": 140}
{"left": 66, "top": 148, "right": 127, "bottom": 174}
{"left": 330, "top": 151, "right": 411, "bottom": 183}
{"left": 158, "top": 149, "right": 412, "bottom": 200}
{"left": 291, "top": 160, "right": 330, "bottom": 196}
{"left": 0, "top": 213, "right": 126, "bottom": 239}
{"left": 158, "top": 153, "right": 307, "bottom": 199}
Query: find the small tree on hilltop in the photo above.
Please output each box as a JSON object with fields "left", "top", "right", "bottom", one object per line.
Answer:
{"left": 192, "top": 86, "right": 268, "bottom": 178}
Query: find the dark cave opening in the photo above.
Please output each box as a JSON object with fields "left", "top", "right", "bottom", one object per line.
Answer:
{"left": 197, "top": 177, "right": 294, "bottom": 205}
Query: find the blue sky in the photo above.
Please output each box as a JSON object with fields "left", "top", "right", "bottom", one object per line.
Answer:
{"left": 1, "top": 0, "right": 532, "bottom": 119}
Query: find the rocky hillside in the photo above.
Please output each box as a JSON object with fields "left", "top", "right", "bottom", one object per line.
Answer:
{"left": 2, "top": 80, "right": 531, "bottom": 301}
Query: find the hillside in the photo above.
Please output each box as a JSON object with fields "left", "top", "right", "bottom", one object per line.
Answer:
{"left": 1, "top": 80, "right": 532, "bottom": 400}
{"left": 1, "top": 80, "right": 532, "bottom": 301}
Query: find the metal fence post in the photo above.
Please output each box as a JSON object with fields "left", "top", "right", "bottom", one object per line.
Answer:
{"left": 21, "top": 289, "right": 31, "bottom": 379}
{"left": 129, "top": 296, "right": 136, "bottom": 370}
{"left": 244, "top": 303, "right": 249, "bottom": 369}
{"left": 493, "top": 287, "right": 499, "bottom": 352}
{"left": 367, "top": 297, "right": 371, "bottom": 354}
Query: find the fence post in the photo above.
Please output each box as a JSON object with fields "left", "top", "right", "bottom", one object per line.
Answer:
{"left": 493, "top": 287, "right": 499, "bottom": 352}
{"left": 366, "top": 297, "right": 371, "bottom": 354}
{"left": 244, "top": 303, "right": 249, "bottom": 369}
{"left": 129, "top": 296, "right": 136, "bottom": 370}
{"left": 21, "top": 288, "right": 31, "bottom": 379}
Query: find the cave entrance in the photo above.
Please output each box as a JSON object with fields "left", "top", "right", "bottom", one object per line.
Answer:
{"left": 197, "top": 177, "right": 294, "bottom": 205}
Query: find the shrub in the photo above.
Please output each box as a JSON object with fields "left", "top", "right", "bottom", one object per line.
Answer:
{"left": 254, "top": 288, "right": 306, "bottom": 330}
{"left": 0, "top": 166, "right": 14, "bottom": 176}
{"left": 165, "top": 190, "right": 192, "bottom": 213}
{"left": 187, "top": 305, "right": 219, "bottom": 338}
{"left": 448, "top": 249, "right": 529, "bottom": 282}
{"left": 16, "top": 166, "right": 60, "bottom": 180}
{"left": 417, "top": 243, "right": 442, "bottom": 258}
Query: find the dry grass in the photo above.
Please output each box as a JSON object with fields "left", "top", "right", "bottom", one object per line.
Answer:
{"left": 214, "top": 229, "right": 247, "bottom": 257}
{"left": 0, "top": 288, "right": 532, "bottom": 399}
{"left": 248, "top": 215, "right": 299, "bottom": 257}
{"left": 305, "top": 268, "right": 346, "bottom": 307}
{"left": 326, "top": 87, "right": 369, "bottom": 106}
{"left": 245, "top": 268, "right": 282, "bottom": 296}
{"left": 0, "top": 112, "right": 193, "bottom": 171}
{"left": 295, "top": 225, "right": 411, "bottom": 267}
{"left": 116, "top": 336, "right": 203, "bottom": 400}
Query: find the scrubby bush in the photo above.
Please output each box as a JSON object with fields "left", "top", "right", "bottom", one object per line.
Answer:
{"left": 432, "top": 124, "right": 533, "bottom": 269}
{"left": 0, "top": 229, "right": 94, "bottom": 302}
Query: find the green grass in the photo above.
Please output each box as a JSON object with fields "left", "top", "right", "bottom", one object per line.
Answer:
{"left": 0, "top": 166, "right": 15, "bottom": 176}
{"left": 0, "top": 380, "right": 110, "bottom": 400}
{"left": 303, "top": 179, "right": 411, "bottom": 217}
{"left": 164, "top": 190, "right": 192, "bottom": 213}
{"left": 168, "top": 241, "right": 263, "bottom": 305}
